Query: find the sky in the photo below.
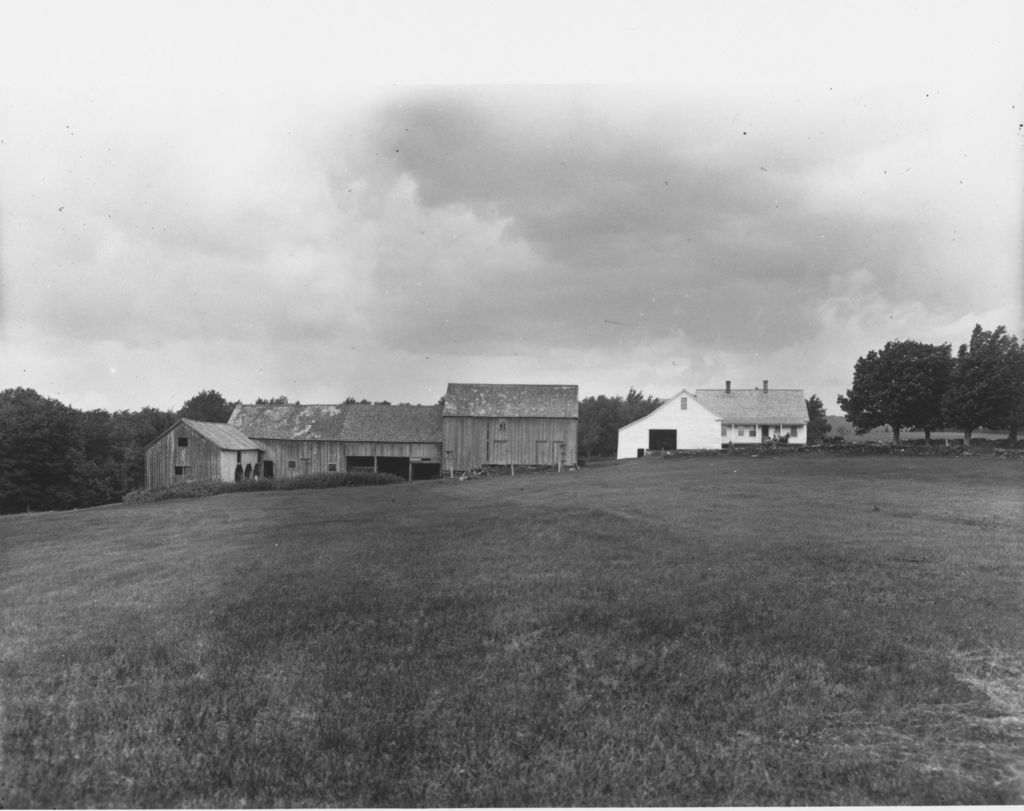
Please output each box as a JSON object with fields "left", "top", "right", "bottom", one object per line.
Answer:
{"left": 1, "top": 1, "right": 1021, "bottom": 413}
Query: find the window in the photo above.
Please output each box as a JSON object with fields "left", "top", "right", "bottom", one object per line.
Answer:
{"left": 498, "top": 421, "right": 507, "bottom": 432}
{"left": 748, "top": 428, "right": 756, "bottom": 437}
{"left": 721, "top": 426, "right": 728, "bottom": 437}
{"left": 328, "top": 463, "right": 338, "bottom": 472}
{"left": 288, "top": 460, "right": 297, "bottom": 469}
{"left": 177, "top": 437, "right": 188, "bottom": 448}
{"left": 174, "top": 465, "right": 191, "bottom": 476}
{"left": 680, "top": 397, "right": 687, "bottom": 410}
{"left": 789, "top": 426, "right": 799, "bottom": 437}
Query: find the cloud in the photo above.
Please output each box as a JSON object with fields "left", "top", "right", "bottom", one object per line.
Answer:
{"left": 1, "top": 74, "right": 1020, "bottom": 412}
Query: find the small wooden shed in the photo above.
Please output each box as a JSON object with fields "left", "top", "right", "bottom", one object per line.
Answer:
{"left": 144, "top": 418, "right": 265, "bottom": 490}
{"left": 442, "top": 383, "right": 579, "bottom": 472}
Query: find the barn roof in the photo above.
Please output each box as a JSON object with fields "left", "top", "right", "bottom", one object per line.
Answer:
{"left": 145, "top": 418, "right": 265, "bottom": 451}
{"left": 693, "top": 388, "right": 808, "bottom": 424}
{"left": 228, "top": 404, "right": 443, "bottom": 443}
{"left": 443, "top": 383, "right": 579, "bottom": 419}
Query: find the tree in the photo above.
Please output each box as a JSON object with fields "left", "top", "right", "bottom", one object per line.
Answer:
{"left": 255, "top": 395, "right": 296, "bottom": 405}
{"left": 578, "top": 388, "right": 661, "bottom": 459}
{"left": 805, "top": 395, "right": 832, "bottom": 445}
{"left": 179, "top": 389, "right": 234, "bottom": 422}
{"left": 0, "top": 388, "right": 86, "bottom": 513}
{"left": 0, "top": 390, "right": 180, "bottom": 512}
{"left": 110, "top": 407, "right": 177, "bottom": 489}
{"left": 837, "top": 340, "right": 953, "bottom": 445}
{"left": 942, "top": 325, "right": 1023, "bottom": 445}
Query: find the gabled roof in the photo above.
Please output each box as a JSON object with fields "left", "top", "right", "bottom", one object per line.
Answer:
{"left": 443, "top": 383, "right": 579, "bottom": 419}
{"left": 228, "top": 404, "right": 443, "bottom": 443}
{"left": 146, "top": 418, "right": 264, "bottom": 451}
{"left": 693, "top": 388, "right": 808, "bottom": 424}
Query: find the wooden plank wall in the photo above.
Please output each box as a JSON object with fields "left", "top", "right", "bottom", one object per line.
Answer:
{"left": 145, "top": 423, "right": 224, "bottom": 490}
{"left": 255, "top": 439, "right": 442, "bottom": 477}
{"left": 443, "top": 417, "right": 578, "bottom": 472}
{"left": 219, "top": 449, "right": 263, "bottom": 481}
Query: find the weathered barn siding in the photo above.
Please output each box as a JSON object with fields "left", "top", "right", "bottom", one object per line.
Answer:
{"left": 255, "top": 438, "right": 442, "bottom": 477}
{"left": 441, "top": 384, "right": 579, "bottom": 472}
{"left": 145, "top": 420, "right": 264, "bottom": 489}
{"left": 442, "top": 416, "right": 577, "bottom": 471}
{"left": 228, "top": 404, "right": 444, "bottom": 481}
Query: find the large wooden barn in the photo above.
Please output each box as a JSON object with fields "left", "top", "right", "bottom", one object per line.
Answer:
{"left": 617, "top": 381, "right": 808, "bottom": 458}
{"left": 228, "top": 402, "right": 444, "bottom": 481}
{"left": 144, "top": 418, "right": 265, "bottom": 490}
{"left": 442, "top": 383, "right": 579, "bottom": 472}
{"left": 144, "top": 382, "right": 580, "bottom": 490}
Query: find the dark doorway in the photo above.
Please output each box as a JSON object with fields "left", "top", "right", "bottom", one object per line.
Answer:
{"left": 234, "top": 464, "right": 243, "bottom": 482}
{"left": 346, "top": 455, "right": 374, "bottom": 472}
{"left": 411, "top": 462, "right": 441, "bottom": 480}
{"left": 263, "top": 460, "right": 274, "bottom": 478}
{"left": 377, "top": 456, "right": 410, "bottom": 480}
{"left": 648, "top": 429, "right": 677, "bottom": 451}
{"left": 244, "top": 464, "right": 253, "bottom": 480}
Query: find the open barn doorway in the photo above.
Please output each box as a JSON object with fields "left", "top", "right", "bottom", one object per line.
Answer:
{"left": 648, "top": 429, "right": 677, "bottom": 452}
{"left": 411, "top": 462, "right": 441, "bottom": 480}
{"left": 376, "top": 456, "right": 411, "bottom": 480}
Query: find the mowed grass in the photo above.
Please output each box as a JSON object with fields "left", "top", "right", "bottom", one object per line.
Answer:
{"left": 2, "top": 455, "right": 1022, "bottom": 806}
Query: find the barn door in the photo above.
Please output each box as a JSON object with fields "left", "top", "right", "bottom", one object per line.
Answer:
{"left": 535, "top": 440, "right": 551, "bottom": 465}
{"left": 491, "top": 439, "right": 509, "bottom": 464}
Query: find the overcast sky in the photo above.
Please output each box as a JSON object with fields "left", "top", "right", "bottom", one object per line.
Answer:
{"left": 1, "top": 1, "right": 1021, "bottom": 413}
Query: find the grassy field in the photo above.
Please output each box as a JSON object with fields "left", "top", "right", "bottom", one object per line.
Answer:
{"left": 2, "top": 454, "right": 1022, "bottom": 806}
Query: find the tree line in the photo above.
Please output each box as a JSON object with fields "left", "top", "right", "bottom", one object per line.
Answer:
{"left": 8, "top": 323, "right": 1012, "bottom": 514}
{"left": 838, "top": 324, "right": 1023, "bottom": 445}
{"left": 0, "top": 388, "right": 248, "bottom": 514}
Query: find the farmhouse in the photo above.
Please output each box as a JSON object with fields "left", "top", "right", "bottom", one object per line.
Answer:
{"left": 617, "top": 381, "right": 808, "bottom": 459}
{"left": 144, "top": 418, "right": 266, "bottom": 490}
{"left": 442, "top": 383, "right": 579, "bottom": 472}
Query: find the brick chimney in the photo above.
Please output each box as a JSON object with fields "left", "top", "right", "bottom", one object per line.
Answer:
{"left": 763, "top": 380, "right": 768, "bottom": 393}
{"left": 725, "top": 380, "right": 731, "bottom": 394}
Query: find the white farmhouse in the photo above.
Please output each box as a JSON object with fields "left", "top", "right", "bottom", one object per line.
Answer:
{"left": 617, "top": 381, "right": 808, "bottom": 459}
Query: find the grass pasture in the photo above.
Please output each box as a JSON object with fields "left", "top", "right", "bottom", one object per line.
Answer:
{"left": 2, "top": 454, "right": 1022, "bottom": 806}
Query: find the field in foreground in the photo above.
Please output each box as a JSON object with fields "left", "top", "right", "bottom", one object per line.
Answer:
{"left": 2, "top": 454, "right": 1022, "bottom": 806}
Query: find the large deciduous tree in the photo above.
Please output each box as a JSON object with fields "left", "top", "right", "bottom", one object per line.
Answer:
{"left": 837, "top": 340, "right": 953, "bottom": 445}
{"left": 179, "top": 389, "right": 235, "bottom": 422}
{"left": 942, "top": 325, "right": 1024, "bottom": 445}
{"left": 805, "top": 395, "right": 832, "bottom": 445}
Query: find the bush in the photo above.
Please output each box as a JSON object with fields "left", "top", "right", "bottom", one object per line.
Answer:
{"left": 123, "top": 471, "right": 404, "bottom": 504}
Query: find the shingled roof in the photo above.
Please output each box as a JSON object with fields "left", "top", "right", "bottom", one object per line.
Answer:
{"left": 443, "top": 384, "right": 579, "bottom": 419}
{"left": 145, "top": 418, "right": 265, "bottom": 451}
{"left": 228, "top": 404, "right": 443, "bottom": 443}
{"left": 693, "top": 388, "right": 808, "bottom": 424}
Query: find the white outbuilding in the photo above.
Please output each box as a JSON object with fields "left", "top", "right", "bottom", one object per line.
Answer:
{"left": 617, "top": 381, "right": 808, "bottom": 458}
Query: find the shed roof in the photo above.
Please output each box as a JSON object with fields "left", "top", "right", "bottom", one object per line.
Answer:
{"left": 443, "top": 383, "right": 579, "bottom": 419}
{"left": 228, "top": 403, "right": 443, "bottom": 443}
{"left": 145, "top": 418, "right": 265, "bottom": 451}
{"left": 693, "top": 388, "right": 808, "bottom": 424}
